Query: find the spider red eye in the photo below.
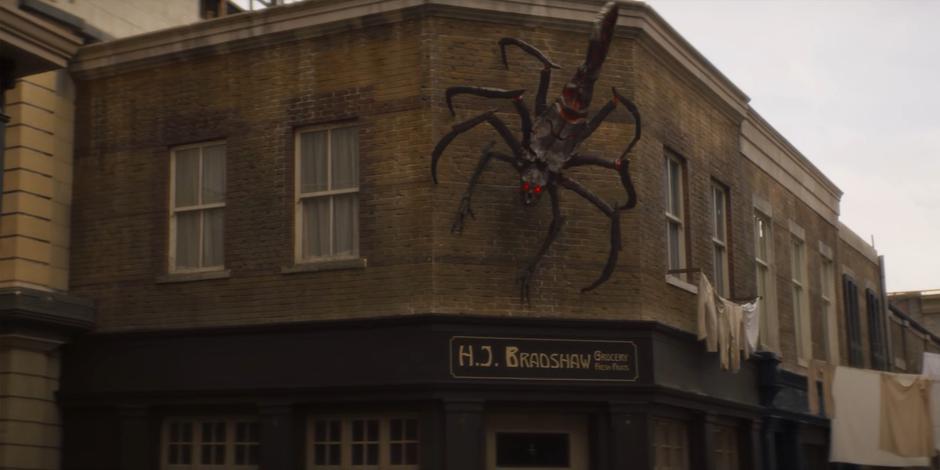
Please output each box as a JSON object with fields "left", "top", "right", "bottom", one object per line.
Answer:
{"left": 522, "top": 182, "right": 530, "bottom": 192}
{"left": 534, "top": 185, "right": 542, "bottom": 194}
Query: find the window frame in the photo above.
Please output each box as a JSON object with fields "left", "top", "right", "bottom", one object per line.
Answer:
{"left": 308, "top": 415, "right": 420, "bottom": 470}
{"left": 293, "top": 124, "right": 361, "bottom": 264}
{"left": 161, "top": 417, "right": 260, "bottom": 470}
{"left": 664, "top": 152, "right": 688, "bottom": 282}
{"left": 711, "top": 181, "right": 730, "bottom": 297}
{"left": 790, "top": 229, "right": 812, "bottom": 366}
{"left": 754, "top": 210, "right": 779, "bottom": 354}
{"left": 819, "top": 249, "right": 839, "bottom": 364}
{"left": 651, "top": 416, "right": 690, "bottom": 470}
{"left": 843, "top": 273, "right": 864, "bottom": 367}
{"left": 168, "top": 141, "right": 227, "bottom": 274}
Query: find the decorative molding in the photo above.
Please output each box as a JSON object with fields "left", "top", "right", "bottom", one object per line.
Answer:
{"left": 838, "top": 221, "right": 878, "bottom": 264}
{"left": 0, "top": 287, "right": 94, "bottom": 334}
{"left": 68, "top": 0, "right": 749, "bottom": 117}
{"left": 740, "top": 111, "right": 841, "bottom": 226}
{"left": 752, "top": 194, "right": 772, "bottom": 218}
{"left": 0, "top": 3, "right": 83, "bottom": 77}
{"left": 818, "top": 241, "right": 833, "bottom": 260}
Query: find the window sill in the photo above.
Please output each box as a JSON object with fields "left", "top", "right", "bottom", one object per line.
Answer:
{"left": 665, "top": 275, "right": 698, "bottom": 294}
{"left": 157, "top": 269, "right": 231, "bottom": 284}
{"left": 282, "top": 257, "right": 367, "bottom": 274}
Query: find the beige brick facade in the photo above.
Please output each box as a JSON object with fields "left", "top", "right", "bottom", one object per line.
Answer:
{"left": 66, "top": 0, "right": 888, "bottom": 382}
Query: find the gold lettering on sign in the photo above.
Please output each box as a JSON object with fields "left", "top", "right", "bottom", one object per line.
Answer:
{"left": 458, "top": 344, "right": 473, "bottom": 367}
{"left": 506, "top": 346, "right": 519, "bottom": 368}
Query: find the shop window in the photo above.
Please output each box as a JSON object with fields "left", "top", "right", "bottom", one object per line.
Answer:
{"left": 163, "top": 418, "right": 259, "bottom": 469}
{"left": 790, "top": 233, "right": 811, "bottom": 365}
{"left": 169, "top": 142, "right": 226, "bottom": 272}
{"left": 712, "top": 424, "right": 739, "bottom": 470}
{"left": 754, "top": 211, "right": 779, "bottom": 353}
{"left": 652, "top": 417, "right": 689, "bottom": 470}
{"left": 664, "top": 152, "right": 687, "bottom": 278}
{"left": 711, "top": 182, "right": 730, "bottom": 296}
{"left": 309, "top": 416, "right": 419, "bottom": 469}
{"left": 295, "top": 125, "right": 359, "bottom": 262}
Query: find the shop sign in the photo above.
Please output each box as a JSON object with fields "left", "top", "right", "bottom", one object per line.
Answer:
{"left": 450, "top": 336, "right": 639, "bottom": 382}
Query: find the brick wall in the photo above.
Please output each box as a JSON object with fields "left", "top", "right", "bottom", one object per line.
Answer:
{"left": 70, "top": 6, "right": 887, "bottom": 382}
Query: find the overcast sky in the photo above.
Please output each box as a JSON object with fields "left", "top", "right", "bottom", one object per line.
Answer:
{"left": 644, "top": 0, "right": 940, "bottom": 293}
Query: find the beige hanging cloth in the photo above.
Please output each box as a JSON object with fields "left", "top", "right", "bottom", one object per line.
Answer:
{"left": 696, "top": 274, "right": 718, "bottom": 352}
{"left": 880, "top": 373, "right": 934, "bottom": 458}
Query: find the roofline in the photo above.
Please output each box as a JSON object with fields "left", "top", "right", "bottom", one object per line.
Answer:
{"left": 838, "top": 221, "right": 878, "bottom": 264}
{"left": 69, "top": 0, "right": 750, "bottom": 116}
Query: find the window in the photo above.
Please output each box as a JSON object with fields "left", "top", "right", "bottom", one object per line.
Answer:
{"left": 791, "top": 235, "right": 811, "bottom": 364}
{"left": 309, "top": 416, "right": 419, "bottom": 469}
{"left": 664, "top": 153, "right": 686, "bottom": 276}
{"left": 866, "top": 288, "right": 887, "bottom": 369}
{"left": 820, "top": 255, "right": 839, "bottom": 363}
{"left": 169, "top": 142, "right": 226, "bottom": 272}
{"left": 712, "top": 425, "right": 739, "bottom": 470}
{"left": 843, "top": 275, "right": 863, "bottom": 367}
{"left": 651, "top": 418, "right": 688, "bottom": 470}
{"left": 711, "top": 182, "right": 730, "bottom": 296}
{"left": 163, "top": 418, "right": 259, "bottom": 469}
{"left": 295, "top": 126, "right": 359, "bottom": 262}
{"left": 754, "top": 212, "right": 778, "bottom": 353}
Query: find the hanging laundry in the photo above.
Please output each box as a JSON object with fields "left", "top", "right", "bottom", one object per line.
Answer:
{"left": 741, "top": 299, "right": 760, "bottom": 357}
{"left": 806, "top": 359, "right": 834, "bottom": 418}
{"left": 922, "top": 352, "right": 940, "bottom": 452}
{"left": 830, "top": 366, "right": 931, "bottom": 467}
{"left": 697, "top": 274, "right": 718, "bottom": 352}
{"left": 880, "top": 373, "right": 933, "bottom": 457}
{"left": 719, "top": 298, "right": 743, "bottom": 372}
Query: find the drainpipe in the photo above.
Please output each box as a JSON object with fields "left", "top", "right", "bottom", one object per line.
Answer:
{"left": 878, "top": 255, "right": 893, "bottom": 371}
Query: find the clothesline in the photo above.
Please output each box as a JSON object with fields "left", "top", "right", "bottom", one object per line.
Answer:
{"left": 668, "top": 267, "right": 761, "bottom": 303}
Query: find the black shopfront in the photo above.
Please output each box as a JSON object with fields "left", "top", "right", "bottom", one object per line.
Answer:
{"left": 60, "top": 315, "right": 772, "bottom": 469}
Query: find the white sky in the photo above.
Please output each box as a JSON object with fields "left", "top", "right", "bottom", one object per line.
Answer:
{"left": 644, "top": 0, "right": 940, "bottom": 293}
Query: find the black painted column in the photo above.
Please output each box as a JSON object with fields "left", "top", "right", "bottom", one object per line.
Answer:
{"left": 261, "top": 402, "right": 299, "bottom": 470}
{"left": 744, "top": 418, "right": 763, "bottom": 470}
{"left": 117, "top": 405, "right": 153, "bottom": 470}
{"left": 609, "top": 403, "right": 651, "bottom": 470}
{"left": 0, "top": 61, "right": 14, "bottom": 210}
{"left": 761, "top": 417, "right": 779, "bottom": 470}
{"left": 690, "top": 412, "right": 717, "bottom": 470}
{"left": 443, "top": 400, "right": 485, "bottom": 470}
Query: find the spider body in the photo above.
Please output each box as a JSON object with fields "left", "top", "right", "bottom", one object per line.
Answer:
{"left": 431, "top": 2, "right": 642, "bottom": 302}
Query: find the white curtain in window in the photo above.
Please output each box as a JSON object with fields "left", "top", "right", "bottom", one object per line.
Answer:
{"left": 303, "top": 198, "right": 331, "bottom": 258}
{"left": 331, "top": 127, "right": 359, "bottom": 190}
{"left": 301, "top": 132, "right": 328, "bottom": 193}
{"left": 176, "top": 211, "right": 199, "bottom": 268}
{"left": 175, "top": 149, "right": 199, "bottom": 207}
{"left": 333, "top": 194, "right": 357, "bottom": 256}
{"left": 202, "top": 209, "right": 224, "bottom": 267}
{"left": 202, "top": 145, "right": 226, "bottom": 204}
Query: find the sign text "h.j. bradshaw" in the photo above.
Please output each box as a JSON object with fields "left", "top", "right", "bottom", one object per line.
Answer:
{"left": 449, "top": 336, "right": 639, "bottom": 382}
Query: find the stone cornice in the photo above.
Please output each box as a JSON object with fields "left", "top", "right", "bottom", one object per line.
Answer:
{"left": 741, "top": 109, "right": 842, "bottom": 225}
{"left": 69, "top": 0, "right": 749, "bottom": 117}
{"left": 838, "top": 221, "right": 879, "bottom": 264}
{"left": 0, "top": 287, "right": 95, "bottom": 335}
{"left": 0, "top": 2, "right": 83, "bottom": 76}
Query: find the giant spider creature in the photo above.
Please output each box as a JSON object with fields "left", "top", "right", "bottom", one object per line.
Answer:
{"left": 431, "top": 2, "right": 641, "bottom": 302}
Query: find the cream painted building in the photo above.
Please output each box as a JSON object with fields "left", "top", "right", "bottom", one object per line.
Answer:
{"left": 1, "top": 1, "right": 201, "bottom": 468}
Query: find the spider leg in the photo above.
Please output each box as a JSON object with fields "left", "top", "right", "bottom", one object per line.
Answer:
{"left": 559, "top": 174, "right": 624, "bottom": 293}
{"left": 517, "top": 182, "right": 564, "bottom": 304}
{"left": 445, "top": 86, "right": 533, "bottom": 151}
{"left": 498, "top": 37, "right": 561, "bottom": 116}
{"left": 563, "top": 153, "right": 637, "bottom": 210}
{"left": 574, "top": 88, "right": 642, "bottom": 159}
{"left": 451, "top": 141, "right": 518, "bottom": 234}
{"left": 431, "top": 110, "right": 524, "bottom": 184}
